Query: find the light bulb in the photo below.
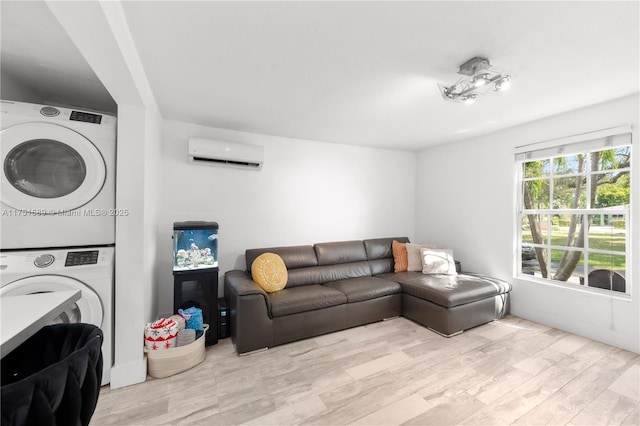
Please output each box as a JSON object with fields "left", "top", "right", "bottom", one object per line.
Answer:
{"left": 473, "top": 74, "right": 487, "bottom": 87}
{"left": 443, "top": 87, "right": 454, "bottom": 99}
{"left": 495, "top": 76, "right": 511, "bottom": 92}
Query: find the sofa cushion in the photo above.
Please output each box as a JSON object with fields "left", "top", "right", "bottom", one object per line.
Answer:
{"left": 324, "top": 277, "right": 401, "bottom": 303}
{"left": 369, "top": 258, "right": 395, "bottom": 276}
{"left": 420, "top": 248, "right": 457, "bottom": 276}
{"left": 382, "top": 272, "right": 511, "bottom": 308}
{"left": 392, "top": 240, "right": 409, "bottom": 272}
{"left": 314, "top": 241, "right": 367, "bottom": 265}
{"left": 246, "top": 245, "right": 317, "bottom": 272}
{"left": 285, "top": 262, "right": 372, "bottom": 287}
{"left": 364, "top": 237, "right": 410, "bottom": 275}
{"left": 406, "top": 243, "right": 437, "bottom": 271}
{"left": 251, "top": 253, "right": 288, "bottom": 293}
{"left": 363, "top": 237, "right": 410, "bottom": 260}
{"left": 269, "top": 285, "right": 347, "bottom": 317}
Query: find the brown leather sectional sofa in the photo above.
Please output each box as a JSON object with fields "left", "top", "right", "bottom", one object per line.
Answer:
{"left": 224, "top": 237, "right": 511, "bottom": 354}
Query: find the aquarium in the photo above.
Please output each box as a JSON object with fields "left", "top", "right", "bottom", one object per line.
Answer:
{"left": 173, "top": 221, "right": 218, "bottom": 273}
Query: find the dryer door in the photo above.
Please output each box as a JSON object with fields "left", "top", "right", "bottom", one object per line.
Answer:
{"left": 0, "top": 276, "right": 103, "bottom": 327}
{"left": 1, "top": 122, "right": 106, "bottom": 212}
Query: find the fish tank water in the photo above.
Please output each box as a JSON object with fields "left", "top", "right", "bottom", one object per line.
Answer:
{"left": 173, "top": 221, "right": 218, "bottom": 273}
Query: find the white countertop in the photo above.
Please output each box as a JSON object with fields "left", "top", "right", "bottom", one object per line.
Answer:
{"left": 1, "top": 289, "right": 81, "bottom": 358}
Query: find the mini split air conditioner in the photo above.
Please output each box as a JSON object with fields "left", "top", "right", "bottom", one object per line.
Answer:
{"left": 188, "top": 137, "right": 264, "bottom": 170}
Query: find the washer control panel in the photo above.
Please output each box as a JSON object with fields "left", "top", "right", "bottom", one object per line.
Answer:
{"left": 65, "top": 250, "right": 99, "bottom": 267}
{"left": 70, "top": 110, "right": 102, "bottom": 124}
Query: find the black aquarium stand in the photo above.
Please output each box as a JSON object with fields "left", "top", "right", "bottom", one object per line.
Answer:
{"left": 173, "top": 269, "right": 219, "bottom": 346}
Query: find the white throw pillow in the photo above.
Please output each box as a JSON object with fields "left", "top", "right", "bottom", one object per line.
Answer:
{"left": 406, "top": 242, "right": 436, "bottom": 271}
{"left": 420, "top": 248, "right": 457, "bottom": 275}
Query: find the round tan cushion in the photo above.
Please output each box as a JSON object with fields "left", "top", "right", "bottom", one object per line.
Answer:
{"left": 251, "top": 253, "right": 288, "bottom": 293}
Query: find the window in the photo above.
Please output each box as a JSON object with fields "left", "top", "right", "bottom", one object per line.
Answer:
{"left": 515, "top": 127, "right": 632, "bottom": 295}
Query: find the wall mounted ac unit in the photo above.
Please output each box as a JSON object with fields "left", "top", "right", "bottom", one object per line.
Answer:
{"left": 188, "top": 137, "right": 264, "bottom": 170}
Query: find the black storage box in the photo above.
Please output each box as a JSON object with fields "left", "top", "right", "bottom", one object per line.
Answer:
{"left": 218, "top": 298, "right": 230, "bottom": 339}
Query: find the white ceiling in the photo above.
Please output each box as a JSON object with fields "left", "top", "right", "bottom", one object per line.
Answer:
{"left": 0, "top": 1, "right": 117, "bottom": 113}
{"left": 2, "top": 1, "right": 639, "bottom": 151}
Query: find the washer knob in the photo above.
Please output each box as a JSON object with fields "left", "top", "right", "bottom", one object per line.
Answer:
{"left": 40, "top": 106, "right": 60, "bottom": 117}
{"left": 34, "top": 254, "right": 55, "bottom": 268}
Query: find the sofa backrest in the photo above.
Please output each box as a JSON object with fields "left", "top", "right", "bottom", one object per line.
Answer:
{"left": 314, "top": 240, "right": 367, "bottom": 265}
{"left": 245, "top": 237, "right": 410, "bottom": 288}
{"left": 364, "top": 237, "right": 410, "bottom": 274}
{"left": 246, "top": 245, "right": 317, "bottom": 273}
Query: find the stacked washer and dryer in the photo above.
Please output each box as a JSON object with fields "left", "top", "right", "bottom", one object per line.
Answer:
{"left": 0, "top": 100, "right": 116, "bottom": 385}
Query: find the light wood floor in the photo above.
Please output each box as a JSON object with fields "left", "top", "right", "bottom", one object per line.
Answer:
{"left": 91, "top": 316, "right": 639, "bottom": 425}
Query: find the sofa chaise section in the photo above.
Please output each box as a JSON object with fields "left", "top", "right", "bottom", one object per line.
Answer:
{"left": 381, "top": 271, "right": 511, "bottom": 336}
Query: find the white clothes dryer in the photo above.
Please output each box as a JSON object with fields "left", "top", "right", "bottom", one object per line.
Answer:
{"left": 1, "top": 100, "right": 116, "bottom": 249}
{"left": 0, "top": 246, "right": 114, "bottom": 385}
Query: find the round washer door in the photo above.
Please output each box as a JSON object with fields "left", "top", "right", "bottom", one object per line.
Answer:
{"left": 0, "top": 276, "right": 103, "bottom": 327}
{"left": 1, "top": 122, "right": 106, "bottom": 212}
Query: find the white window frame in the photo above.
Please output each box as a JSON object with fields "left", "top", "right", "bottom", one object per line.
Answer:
{"left": 514, "top": 125, "right": 632, "bottom": 297}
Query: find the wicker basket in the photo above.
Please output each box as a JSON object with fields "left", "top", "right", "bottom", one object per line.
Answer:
{"left": 145, "top": 324, "right": 208, "bottom": 379}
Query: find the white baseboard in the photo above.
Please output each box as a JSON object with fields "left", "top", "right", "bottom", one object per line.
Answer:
{"left": 109, "top": 357, "right": 147, "bottom": 389}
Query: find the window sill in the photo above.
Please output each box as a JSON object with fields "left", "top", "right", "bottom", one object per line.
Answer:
{"left": 515, "top": 273, "right": 632, "bottom": 302}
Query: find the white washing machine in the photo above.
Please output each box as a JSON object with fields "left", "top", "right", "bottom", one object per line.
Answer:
{"left": 0, "top": 246, "right": 114, "bottom": 385}
{"left": 1, "top": 100, "right": 116, "bottom": 249}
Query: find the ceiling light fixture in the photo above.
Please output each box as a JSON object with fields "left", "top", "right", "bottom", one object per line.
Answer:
{"left": 438, "top": 57, "right": 512, "bottom": 104}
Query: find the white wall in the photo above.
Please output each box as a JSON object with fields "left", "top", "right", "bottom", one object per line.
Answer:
{"left": 155, "top": 119, "right": 417, "bottom": 315}
{"left": 1, "top": 71, "right": 46, "bottom": 104}
{"left": 111, "top": 105, "right": 161, "bottom": 388}
{"left": 144, "top": 108, "right": 163, "bottom": 323}
{"left": 416, "top": 93, "right": 640, "bottom": 353}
